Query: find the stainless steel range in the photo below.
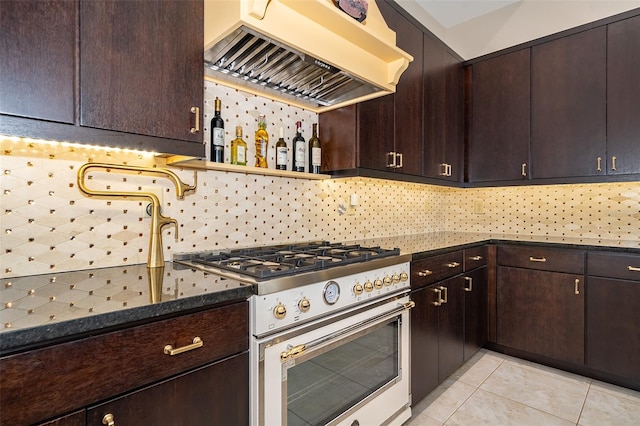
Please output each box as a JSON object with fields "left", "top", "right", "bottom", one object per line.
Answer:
{"left": 174, "top": 241, "right": 413, "bottom": 426}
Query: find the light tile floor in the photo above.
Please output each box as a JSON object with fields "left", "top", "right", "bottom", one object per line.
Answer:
{"left": 406, "top": 349, "right": 640, "bottom": 425}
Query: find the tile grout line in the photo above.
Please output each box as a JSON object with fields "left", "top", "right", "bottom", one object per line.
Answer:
{"left": 576, "top": 382, "right": 592, "bottom": 426}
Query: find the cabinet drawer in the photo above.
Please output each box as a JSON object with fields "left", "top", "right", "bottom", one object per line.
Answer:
{"left": 411, "top": 251, "right": 463, "bottom": 288}
{"left": 1, "top": 301, "right": 248, "bottom": 426}
{"left": 498, "top": 245, "right": 584, "bottom": 274}
{"left": 464, "top": 246, "right": 488, "bottom": 271}
{"left": 588, "top": 251, "right": 640, "bottom": 281}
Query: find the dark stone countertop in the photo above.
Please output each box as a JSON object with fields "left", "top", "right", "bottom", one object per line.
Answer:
{"left": 0, "top": 262, "right": 254, "bottom": 354}
{"left": 2, "top": 233, "right": 638, "bottom": 354}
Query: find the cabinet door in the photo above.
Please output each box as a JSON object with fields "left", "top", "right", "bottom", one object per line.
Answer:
{"left": 410, "top": 284, "right": 440, "bottom": 405}
{"left": 87, "top": 352, "right": 249, "bottom": 426}
{"left": 437, "top": 276, "right": 465, "bottom": 381}
{"left": 607, "top": 14, "right": 640, "bottom": 175}
{"left": 464, "top": 267, "right": 488, "bottom": 362}
{"left": 587, "top": 277, "right": 640, "bottom": 382}
{"left": 423, "top": 36, "right": 463, "bottom": 181}
{"left": 497, "top": 267, "right": 584, "bottom": 364}
{"left": 37, "top": 410, "right": 86, "bottom": 426}
{"left": 468, "top": 49, "right": 530, "bottom": 183}
{"left": 356, "top": 94, "right": 395, "bottom": 171}
{"left": 0, "top": 0, "right": 75, "bottom": 123}
{"left": 378, "top": 0, "right": 424, "bottom": 176}
{"left": 531, "top": 27, "right": 606, "bottom": 179}
{"left": 80, "top": 0, "right": 203, "bottom": 143}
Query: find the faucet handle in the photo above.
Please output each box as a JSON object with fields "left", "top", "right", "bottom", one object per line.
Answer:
{"left": 159, "top": 215, "right": 179, "bottom": 242}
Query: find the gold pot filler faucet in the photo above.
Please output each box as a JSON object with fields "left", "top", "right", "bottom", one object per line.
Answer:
{"left": 77, "top": 163, "right": 197, "bottom": 269}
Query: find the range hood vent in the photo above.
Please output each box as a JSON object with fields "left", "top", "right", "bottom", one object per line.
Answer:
{"left": 204, "top": 0, "right": 412, "bottom": 113}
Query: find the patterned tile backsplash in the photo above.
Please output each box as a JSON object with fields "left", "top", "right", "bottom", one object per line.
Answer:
{"left": 1, "top": 83, "right": 639, "bottom": 277}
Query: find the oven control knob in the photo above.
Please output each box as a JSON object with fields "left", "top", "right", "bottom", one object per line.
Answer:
{"left": 400, "top": 272, "right": 409, "bottom": 282}
{"left": 392, "top": 273, "right": 400, "bottom": 284}
{"left": 273, "top": 303, "right": 287, "bottom": 319}
{"left": 383, "top": 276, "right": 392, "bottom": 286}
{"left": 298, "top": 298, "right": 311, "bottom": 313}
{"left": 353, "top": 283, "right": 364, "bottom": 295}
{"left": 374, "top": 279, "right": 383, "bottom": 289}
{"left": 364, "top": 280, "right": 374, "bottom": 292}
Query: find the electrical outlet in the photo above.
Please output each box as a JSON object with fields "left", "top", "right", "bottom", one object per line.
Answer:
{"left": 473, "top": 200, "right": 485, "bottom": 215}
{"left": 140, "top": 185, "right": 165, "bottom": 218}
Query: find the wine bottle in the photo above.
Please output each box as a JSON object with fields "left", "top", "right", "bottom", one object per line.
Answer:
{"left": 308, "top": 123, "right": 321, "bottom": 174}
{"left": 255, "top": 114, "right": 269, "bottom": 168}
{"left": 292, "top": 121, "right": 305, "bottom": 172}
{"left": 275, "top": 127, "right": 288, "bottom": 170}
{"left": 210, "top": 97, "right": 224, "bottom": 163}
{"left": 231, "top": 125, "right": 247, "bottom": 166}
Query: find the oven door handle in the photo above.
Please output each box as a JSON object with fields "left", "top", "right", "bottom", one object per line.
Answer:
{"left": 280, "top": 300, "right": 415, "bottom": 362}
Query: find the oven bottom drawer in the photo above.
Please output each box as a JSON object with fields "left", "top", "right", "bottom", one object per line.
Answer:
{"left": 251, "top": 294, "right": 413, "bottom": 426}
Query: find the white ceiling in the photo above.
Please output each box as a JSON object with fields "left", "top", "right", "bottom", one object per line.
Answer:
{"left": 413, "top": 0, "right": 521, "bottom": 28}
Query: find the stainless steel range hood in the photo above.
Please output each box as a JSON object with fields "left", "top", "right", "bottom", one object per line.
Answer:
{"left": 204, "top": 0, "right": 413, "bottom": 112}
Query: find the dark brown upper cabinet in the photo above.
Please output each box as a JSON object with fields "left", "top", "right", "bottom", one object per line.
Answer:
{"left": 423, "top": 35, "right": 463, "bottom": 182}
{"left": 531, "top": 27, "right": 607, "bottom": 179}
{"left": 607, "top": 14, "right": 640, "bottom": 175}
{"left": 80, "top": 0, "right": 203, "bottom": 144}
{"left": 467, "top": 49, "right": 531, "bottom": 183}
{"left": 0, "top": 0, "right": 204, "bottom": 157}
{"left": 0, "top": 0, "right": 76, "bottom": 123}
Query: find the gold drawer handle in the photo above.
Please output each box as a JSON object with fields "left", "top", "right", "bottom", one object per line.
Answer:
{"left": 529, "top": 256, "right": 547, "bottom": 263}
{"left": 190, "top": 106, "right": 200, "bottom": 133}
{"left": 418, "top": 270, "right": 433, "bottom": 276}
{"left": 574, "top": 278, "right": 580, "bottom": 295}
{"left": 470, "top": 256, "right": 483, "bottom": 261}
{"left": 628, "top": 266, "right": 640, "bottom": 272}
{"left": 164, "top": 337, "right": 203, "bottom": 356}
{"left": 102, "top": 413, "right": 115, "bottom": 426}
{"left": 446, "top": 262, "right": 460, "bottom": 268}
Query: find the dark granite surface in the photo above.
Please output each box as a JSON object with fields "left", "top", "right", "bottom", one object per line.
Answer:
{"left": 2, "top": 233, "right": 637, "bottom": 354}
{"left": 0, "top": 262, "right": 254, "bottom": 354}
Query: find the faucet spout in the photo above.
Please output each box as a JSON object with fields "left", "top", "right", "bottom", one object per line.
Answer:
{"left": 77, "top": 163, "right": 196, "bottom": 269}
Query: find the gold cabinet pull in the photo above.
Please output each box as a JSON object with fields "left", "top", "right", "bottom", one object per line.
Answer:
{"left": 597, "top": 157, "right": 602, "bottom": 172}
{"left": 447, "top": 164, "right": 452, "bottom": 176}
{"left": 396, "top": 152, "right": 403, "bottom": 168}
{"left": 281, "top": 344, "right": 306, "bottom": 361}
{"left": 163, "top": 336, "right": 203, "bottom": 356}
{"left": 446, "top": 262, "right": 460, "bottom": 268}
{"left": 387, "top": 152, "right": 397, "bottom": 168}
{"left": 190, "top": 106, "right": 200, "bottom": 134}
{"left": 440, "top": 163, "right": 448, "bottom": 176}
{"left": 611, "top": 156, "right": 617, "bottom": 171}
{"left": 574, "top": 278, "right": 580, "bottom": 295}
{"left": 521, "top": 163, "right": 527, "bottom": 177}
{"left": 418, "top": 270, "right": 433, "bottom": 277}
{"left": 529, "top": 256, "right": 547, "bottom": 263}
{"left": 102, "top": 413, "right": 115, "bottom": 426}
{"left": 439, "top": 285, "right": 448, "bottom": 304}
{"left": 470, "top": 255, "right": 483, "bottom": 261}
{"left": 464, "top": 276, "right": 473, "bottom": 292}
{"left": 628, "top": 266, "right": 640, "bottom": 272}
{"left": 433, "top": 287, "right": 442, "bottom": 306}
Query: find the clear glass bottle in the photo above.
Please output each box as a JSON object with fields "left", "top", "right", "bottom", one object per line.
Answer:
{"left": 255, "top": 114, "right": 269, "bottom": 168}
{"left": 275, "top": 127, "right": 288, "bottom": 170}
{"left": 308, "top": 123, "right": 321, "bottom": 174}
{"left": 210, "top": 97, "right": 224, "bottom": 163}
{"left": 231, "top": 125, "right": 247, "bottom": 166}
{"left": 292, "top": 121, "right": 305, "bottom": 172}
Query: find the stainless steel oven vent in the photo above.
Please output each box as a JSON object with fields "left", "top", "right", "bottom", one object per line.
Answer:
{"left": 204, "top": 27, "right": 382, "bottom": 110}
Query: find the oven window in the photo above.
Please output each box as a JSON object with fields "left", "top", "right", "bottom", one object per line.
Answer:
{"left": 285, "top": 319, "right": 399, "bottom": 426}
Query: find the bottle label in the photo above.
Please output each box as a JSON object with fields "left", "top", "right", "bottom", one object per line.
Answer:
{"left": 295, "top": 142, "right": 305, "bottom": 166}
{"left": 259, "top": 138, "right": 267, "bottom": 158}
{"left": 276, "top": 147, "right": 288, "bottom": 166}
{"left": 237, "top": 146, "right": 246, "bottom": 163}
{"left": 213, "top": 128, "right": 224, "bottom": 147}
{"left": 311, "top": 147, "right": 321, "bottom": 167}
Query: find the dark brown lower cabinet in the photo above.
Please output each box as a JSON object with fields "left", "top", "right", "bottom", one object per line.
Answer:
{"left": 86, "top": 352, "right": 249, "bottom": 426}
{"left": 464, "top": 266, "right": 488, "bottom": 362}
{"left": 497, "top": 267, "right": 584, "bottom": 365}
{"left": 37, "top": 411, "right": 86, "bottom": 426}
{"left": 586, "top": 277, "right": 640, "bottom": 382}
{"left": 411, "top": 276, "right": 465, "bottom": 404}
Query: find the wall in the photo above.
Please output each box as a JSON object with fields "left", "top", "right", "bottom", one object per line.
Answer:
{"left": 1, "top": 83, "right": 639, "bottom": 278}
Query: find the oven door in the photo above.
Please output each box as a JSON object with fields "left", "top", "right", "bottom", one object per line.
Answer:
{"left": 254, "top": 294, "right": 413, "bottom": 426}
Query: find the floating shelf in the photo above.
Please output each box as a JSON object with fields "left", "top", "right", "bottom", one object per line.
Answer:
{"left": 165, "top": 156, "right": 331, "bottom": 180}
